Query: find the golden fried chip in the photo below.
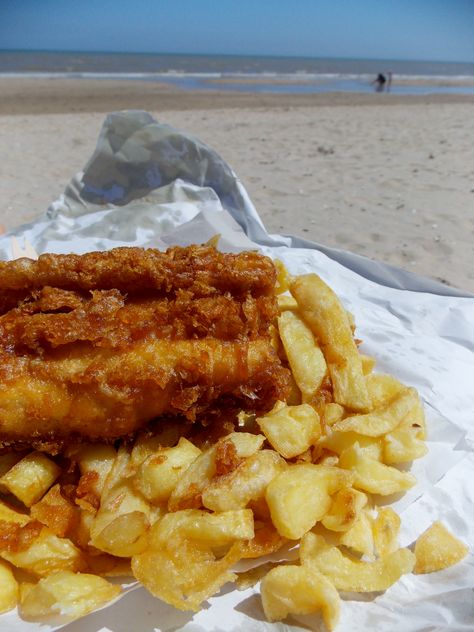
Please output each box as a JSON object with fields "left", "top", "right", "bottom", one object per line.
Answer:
{"left": 202, "top": 449, "right": 285, "bottom": 513}
{"left": 277, "top": 310, "right": 327, "bottom": 400}
{"left": 261, "top": 564, "right": 340, "bottom": 630}
{"left": 414, "top": 521, "right": 468, "bottom": 574}
{"left": 338, "top": 443, "right": 416, "bottom": 495}
{"left": 383, "top": 425, "right": 428, "bottom": 464}
{"left": 133, "top": 437, "right": 201, "bottom": 503}
{"left": 132, "top": 539, "right": 241, "bottom": 612}
{"left": 291, "top": 274, "right": 370, "bottom": 412}
{"left": 321, "top": 488, "right": 368, "bottom": 532}
{"left": 257, "top": 403, "right": 321, "bottom": 459}
{"left": 19, "top": 570, "right": 121, "bottom": 621}
{"left": 0, "top": 452, "right": 61, "bottom": 507}
{"left": 266, "top": 464, "right": 353, "bottom": 539}
{"left": 0, "top": 559, "right": 18, "bottom": 614}
{"left": 332, "top": 387, "right": 420, "bottom": 437}
{"left": 338, "top": 510, "right": 375, "bottom": 558}
{"left": 150, "top": 509, "right": 254, "bottom": 548}
{"left": 372, "top": 507, "right": 401, "bottom": 557}
{"left": 300, "top": 532, "right": 415, "bottom": 592}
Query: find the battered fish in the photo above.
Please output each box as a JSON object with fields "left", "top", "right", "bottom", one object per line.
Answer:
{"left": 0, "top": 246, "right": 289, "bottom": 450}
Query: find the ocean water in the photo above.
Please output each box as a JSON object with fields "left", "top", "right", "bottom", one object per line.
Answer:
{"left": 1, "top": 50, "right": 474, "bottom": 95}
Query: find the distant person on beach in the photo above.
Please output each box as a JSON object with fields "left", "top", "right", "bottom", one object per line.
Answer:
{"left": 387, "top": 72, "right": 393, "bottom": 92}
{"left": 372, "top": 73, "right": 387, "bottom": 92}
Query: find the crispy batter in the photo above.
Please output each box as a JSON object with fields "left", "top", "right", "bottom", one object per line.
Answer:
{"left": 0, "top": 290, "right": 276, "bottom": 351}
{"left": 0, "top": 245, "right": 275, "bottom": 300}
{"left": 0, "top": 246, "right": 290, "bottom": 450}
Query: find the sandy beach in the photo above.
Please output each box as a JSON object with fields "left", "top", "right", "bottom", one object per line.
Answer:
{"left": 1, "top": 77, "right": 473, "bottom": 292}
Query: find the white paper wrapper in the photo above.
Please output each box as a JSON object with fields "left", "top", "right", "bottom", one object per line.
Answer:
{"left": 0, "top": 111, "right": 472, "bottom": 632}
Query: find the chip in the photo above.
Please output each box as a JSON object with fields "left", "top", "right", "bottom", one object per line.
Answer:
{"left": 300, "top": 532, "right": 415, "bottom": 592}
{"left": 266, "top": 464, "right": 353, "bottom": 539}
{"left": 257, "top": 402, "right": 321, "bottom": 459}
{"left": 338, "top": 443, "right": 416, "bottom": 495}
{"left": 0, "top": 559, "right": 18, "bottom": 614}
{"left": 261, "top": 564, "right": 340, "bottom": 630}
{"left": 0, "top": 452, "right": 61, "bottom": 507}
{"left": 291, "top": 274, "right": 371, "bottom": 411}
{"left": 414, "top": 521, "right": 468, "bottom": 574}
{"left": 277, "top": 310, "right": 327, "bottom": 400}
{"left": 19, "top": 570, "right": 121, "bottom": 621}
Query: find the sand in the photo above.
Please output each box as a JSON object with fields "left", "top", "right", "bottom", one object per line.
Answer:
{"left": 1, "top": 77, "right": 473, "bottom": 292}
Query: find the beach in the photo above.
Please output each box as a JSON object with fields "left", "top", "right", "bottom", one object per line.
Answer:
{"left": 1, "top": 77, "right": 473, "bottom": 292}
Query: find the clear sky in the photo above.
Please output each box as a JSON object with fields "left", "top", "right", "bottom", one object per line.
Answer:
{"left": 1, "top": 0, "right": 473, "bottom": 62}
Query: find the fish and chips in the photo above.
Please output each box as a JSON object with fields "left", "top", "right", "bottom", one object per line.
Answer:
{"left": 0, "top": 246, "right": 468, "bottom": 628}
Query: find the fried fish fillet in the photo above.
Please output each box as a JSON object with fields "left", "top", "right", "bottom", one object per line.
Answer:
{"left": 0, "top": 246, "right": 289, "bottom": 450}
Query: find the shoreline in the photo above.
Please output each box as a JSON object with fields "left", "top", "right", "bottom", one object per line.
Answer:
{"left": 1, "top": 77, "right": 474, "bottom": 115}
{"left": 0, "top": 77, "right": 473, "bottom": 292}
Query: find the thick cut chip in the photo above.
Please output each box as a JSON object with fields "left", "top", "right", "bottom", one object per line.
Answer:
{"left": 338, "top": 443, "right": 416, "bottom": 495}
{"left": 257, "top": 403, "right": 321, "bottom": 459}
{"left": 132, "top": 539, "right": 241, "bottom": 612}
{"left": 320, "top": 430, "right": 382, "bottom": 461}
{"left": 277, "top": 310, "right": 327, "bottom": 399}
{"left": 332, "top": 387, "right": 420, "bottom": 437}
{"left": 321, "top": 488, "right": 368, "bottom": 532}
{"left": 0, "top": 499, "right": 85, "bottom": 576}
{"left": 0, "top": 559, "right": 18, "bottom": 614}
{"left": 133, "top": 437, "right": 201, "bottom": 503}
{"left": 90, "top": 512, "right": 152, "bottom": 558}
{"left": 383, "top": 425, "right": 428, "bottom": 464}
{"left": 414, "top": 521, "right": 468, "bottom": 574}
{"left": 339, "top": 510, "right": 375, "bottom": 558}
{"left": 366, "top": 373, "right": 406, "bottom": 409}
{"left": 372, "top": 507, "right": 401, "bottom": 556}
{"left": 290, "top": 274, "right": 370, "bottom": 412}
{"left": 131, "top": 502, "right": 248, "bottom": 611}
{"left": 261, "top": 565, "right": 340, "bottom": 631}
{"left": 150, "top": 509, "right": 254, "bottom": 548}
{"left": 300, "top": 532, "right": 415, "bottom": 592}
{"left": 168, "top": 446, "right": 216, "bottom": 512}
{"left": 89, "top": 446, "right": 156, "bottom": 557}
{"left": 19, "top": 570, "right": 121, "bottom": 622}
{"left": 202, "top": 450, "right": 286, "bottom": 512}
{"left": 169, "top": 432, "right": 265, "bottom": 512}
{"left": 266, "top": 464, "right": 354, "bottom": 539}
{"left": 0, "top": 452, "right": 61, "bottom": 507}
{"left": 0, "top": 526, "right": 85, "bottom": 577}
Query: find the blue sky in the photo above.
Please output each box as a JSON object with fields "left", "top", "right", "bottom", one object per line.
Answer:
{"left": 1, "top": 0, "right": 473, "bottom": 62}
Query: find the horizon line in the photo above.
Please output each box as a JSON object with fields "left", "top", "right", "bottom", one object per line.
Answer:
{"left": 0, "top": 48, "right": 473, "bottom": 66}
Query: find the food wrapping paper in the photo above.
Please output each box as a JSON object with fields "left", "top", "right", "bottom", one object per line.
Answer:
{"left": 0, "top": 111, "right": 472, "bottom": 632}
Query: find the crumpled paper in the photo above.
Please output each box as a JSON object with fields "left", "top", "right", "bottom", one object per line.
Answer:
{"left": 0, "top": 111, "right": 472, "bottom": 632}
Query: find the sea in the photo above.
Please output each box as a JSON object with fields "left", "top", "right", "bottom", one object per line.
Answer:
{"left": 2, "top": 50, "right": 474, "bottom": 95}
